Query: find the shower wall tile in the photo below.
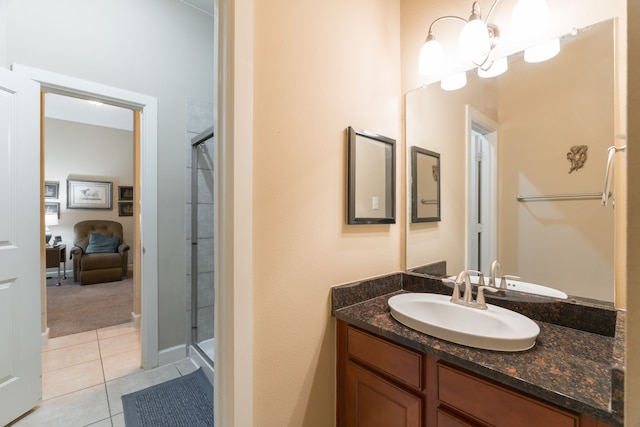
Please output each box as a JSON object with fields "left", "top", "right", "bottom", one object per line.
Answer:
{"left": 196, "top": 168, "right": 214, "bottom": 204}
{"left": 186, "top": 100, "right": 215, "bottom": 349}
{"left": 186, "top": 272, "right": 215, "bottom": 308}
{"left": 186, "top": 98, "right": 214, "bottom": 134}
{"left": 196, "top": 305, "right": 214, "bottom": 342}
{"left": 196, "top": 272, "right": 215, "bottom": 307}
{"left": 195, "top": 143, "right": 215, "bottom": 171}
{"left": 197, "top": 237, "right": 215, "bottom": 273}
{"left": 185, "top": 204, "right": 213, "bottom": 241}
{"left": 197, "top": 203, "right": 214, "bottom": 239}
{"left": 186, "top": 307, "right": 215, "bottom": 344}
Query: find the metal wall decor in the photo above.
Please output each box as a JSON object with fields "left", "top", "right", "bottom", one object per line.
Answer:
{"left": 567, "top": 145, "right": 588, "bottom": 173}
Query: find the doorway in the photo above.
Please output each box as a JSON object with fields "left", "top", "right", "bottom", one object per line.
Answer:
{"left": 43, "top": 92, "right": 137, "bottom": 337}
{"left": 466, "top": 105, "right": 498, "bottom": 275}
{"left": 12, "top": 63, "right": 160, "bottom": 369}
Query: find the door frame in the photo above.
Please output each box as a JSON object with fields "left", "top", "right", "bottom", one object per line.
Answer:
{"left": 465, "top": 105, "right": 499, "bottom": 273}
{"left": 11, "top": 64, "right": 160, "bottom": 368}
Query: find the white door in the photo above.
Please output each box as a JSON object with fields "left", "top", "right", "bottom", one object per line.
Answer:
{"left": 469, "top": 131, "right": 493, "bottom": 273}
{"left": 466, "top": 105, "right": 499, "bottom": 275}
{"left": 0, "top": 67, "right": 42, "bottom": 425}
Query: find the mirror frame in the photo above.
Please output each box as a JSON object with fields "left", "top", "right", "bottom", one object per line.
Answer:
{"left": 411, "top": 146, "right": 441, "bottom": 223}
{"left": 347, "top": 126, "right": 396, "bottom": 224}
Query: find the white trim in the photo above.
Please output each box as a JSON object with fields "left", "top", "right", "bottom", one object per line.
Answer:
{"left": 158, "top": 344, "right": 188, "bottom": 366}
{"left": 216, "top": 0, "right": 255, "bottom": 425}
{"left": 131, "top": 312, "right": 141, "bottom": 328}
{"left": 41, "top": 327, "right": 50, "bottom": 347}
{"left": 11, "top": 64, "right": 159, "bottom": 370}
{"left": 465, "top": 105, "right": 499, "bottom": 272}
{"left": 190, "top": 345, "right": 214, "bottom": 384}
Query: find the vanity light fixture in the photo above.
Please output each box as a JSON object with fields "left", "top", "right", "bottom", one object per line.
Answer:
{"left": 477, "top": 56, "right": 508, "bottom": 78}
{"left": 441, "top": 71, "right": 467, "bottom": 91}
{"left": 523, "top": 37, "right": 560, "bottom": 63}
{"left": 418, "top": 0, "right": 555, "bottom": 88}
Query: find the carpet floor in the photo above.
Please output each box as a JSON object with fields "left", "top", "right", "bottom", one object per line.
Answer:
{"left": 46, "top": 275, "right": 134, "bottom": 338}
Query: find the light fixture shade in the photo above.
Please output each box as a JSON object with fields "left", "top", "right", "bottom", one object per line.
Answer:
{"left": 441, "top": 71, "right": 467, "bottom": 91}
{"left": 510, "top": 0, "right": 551, "bottom": 43}
{"left": 458, "top": 18, "right": 490, "bottom": 60}
{"left": 45, "top": 213, "right": 58, "bottom": 226}
{"left": 524, "top": 37, "right": 560, "bottom": 63}
{"left": 418, "top": 38, "right": 445, "bottom": 76}
{"left": 478, "top": 56, "right": 508, "bottom": 78}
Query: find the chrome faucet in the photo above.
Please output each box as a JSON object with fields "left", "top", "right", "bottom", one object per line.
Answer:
{"left": 452, "top": 270, "right": 498, "bottom": 310}
{"left": 467, "top": 269, "right": 485, "bottom": 286}
{"left": 489, "top": 260, "right": 501, "bottom": 287}
{"left": 489, "top": 260, "right": 521, "bottom": 289}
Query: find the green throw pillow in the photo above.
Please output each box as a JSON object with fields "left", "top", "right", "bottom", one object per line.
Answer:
{"left": 85, "top": 233, "right": 120, "bottom": 254}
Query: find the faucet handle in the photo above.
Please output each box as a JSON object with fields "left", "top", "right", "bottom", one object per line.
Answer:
{"left": 476, "top": 285, "right": 499, "bottom": 309}
{"left": 450, "top": 280, "right": 461, "bottom": 303}
{"left": 466, "top": 270, "right": 485, "bottom": 286}
{"left": 499, "top": 275, "right": 521, "bottom": 289}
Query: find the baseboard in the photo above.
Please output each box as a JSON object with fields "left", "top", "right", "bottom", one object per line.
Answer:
{"left": 189, "top": 345, "right": 214, "bottom": 384}
{"left": 131, "top": 312, "right": 141, "bottom": 328}
{"left": 158, "top": 344, "right": 188, "bottom": 366}
{"left": 41, "top": 327, "right": 50, "bottom": 347}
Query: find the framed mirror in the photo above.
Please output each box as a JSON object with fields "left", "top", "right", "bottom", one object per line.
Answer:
{"left": 404, "top": 19, "right": 616, "bottom": 302}
{"left": 411, "top": 146, "right": 440, "bottom": 222}
{"left": 347, "top": 127, "right": 395, "bottom": 224}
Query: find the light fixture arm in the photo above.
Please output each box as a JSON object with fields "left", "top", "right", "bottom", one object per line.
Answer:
{"left": 483, "top": 0, "right": 501, "bottom": 24}
{"left": 473, "top": 23, "right": 500, "bottom": 68}
{"left": 424, "top": 15, "right": 468, "bottom": 42}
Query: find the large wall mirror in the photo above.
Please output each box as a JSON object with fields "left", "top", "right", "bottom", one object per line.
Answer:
{"left": 411, "top": 147, "right": 440, "bottom": 223}
{"left": 347, "top": 127, "right": 396, "bottom": 224}
{"left": 405, "top": 19, "right": 616, "bottom": 303}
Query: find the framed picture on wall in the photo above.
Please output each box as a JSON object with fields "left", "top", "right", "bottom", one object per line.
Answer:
{"left": 118, "top": 202, "right": 133, "bottom": 217}
{"left": 67, "top": 179, "right": 112, "bottom": 209}
{"left": 44, "top": 181, "right": 59, "bottom": 199}
{"left": 118, "top": 186, "right": 133, "bottom": 201}
{"left": 44, "top": 202, "right": 60, "bottom": 219}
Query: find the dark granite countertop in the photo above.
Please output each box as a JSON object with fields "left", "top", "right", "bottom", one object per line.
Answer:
{"left": 331, "top": 272, "right": 625, "bottom": 427}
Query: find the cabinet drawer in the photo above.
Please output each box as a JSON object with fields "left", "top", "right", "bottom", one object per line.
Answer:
{"left": 437, "top": 364, "right": 579, "bottom": 427}
{"left": 436, "top": 408, "right": 478, "bottom": 427}
{"left": 347, "top": 326, "right": 423, "bottom": 390}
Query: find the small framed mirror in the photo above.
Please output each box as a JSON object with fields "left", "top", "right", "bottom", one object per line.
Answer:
{"left": 347, "top": 127, "right": 396, "bottom": 224}
{"left": 411, "top": 146, "right": 440, "bottom": 223}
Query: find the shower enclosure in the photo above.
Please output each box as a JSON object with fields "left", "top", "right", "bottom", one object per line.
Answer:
{"left": 190, "top": 126, "right": 215, "bottom": 366}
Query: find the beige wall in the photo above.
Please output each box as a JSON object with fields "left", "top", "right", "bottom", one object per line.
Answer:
{"left": 238, "top": 0, "right": 633, "bottom": 425}
{"left": 497, "top": 25, "right": 615, "bottom": 301}
{"left": 252, "top": 0, "right": 401, "bottom": 425}
{"left": 405, "top": 78, "right": 498, "bottom": 272}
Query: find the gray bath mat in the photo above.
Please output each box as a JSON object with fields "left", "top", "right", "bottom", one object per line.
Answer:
{"left": 121, "top": 368, "right": 213, "bottom": 427}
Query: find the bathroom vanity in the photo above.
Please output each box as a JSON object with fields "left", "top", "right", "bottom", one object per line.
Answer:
{"left": 332, "top": 272, "right": 624, "bottom": 427}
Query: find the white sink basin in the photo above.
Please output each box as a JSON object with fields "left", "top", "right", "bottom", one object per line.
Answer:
{"left": 447, "top": 276, "right": 568, "bottom": 299}
{"left": 502, "top": 279, "right": 568, "bottom": 299}
{"left": 388, "top": 293, "right": 540, "bottom": 352}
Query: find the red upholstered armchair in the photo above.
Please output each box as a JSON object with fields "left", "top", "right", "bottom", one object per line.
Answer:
{"left": 71, "top": 220, "right": 130, "bottom": 285}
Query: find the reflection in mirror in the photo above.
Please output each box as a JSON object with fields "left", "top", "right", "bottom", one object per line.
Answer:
{"left": 411, "top": 147, "right": 440, "bottom": 222}
{"left": 347, "top": 127, "right": 395, "bottom": 224}
{"left": 405, "top": 19, "right": 616, "bottom": 302}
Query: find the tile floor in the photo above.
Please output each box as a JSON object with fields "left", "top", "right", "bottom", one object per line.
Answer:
{"left": 9, "top": 322, "right": 199, "bottom": 427}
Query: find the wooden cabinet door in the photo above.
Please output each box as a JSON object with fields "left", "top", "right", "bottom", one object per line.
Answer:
{"left": 436, "top": 408, "right": 479, "bottom": 427}
{"left": 345, "top": 361, "right": 423, "bottom": 427}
